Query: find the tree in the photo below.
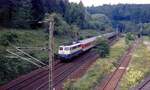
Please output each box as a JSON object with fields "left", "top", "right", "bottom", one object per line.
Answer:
{"left": 87, "top": 4, "right": 150, "bottom": 29}
{"left": 125, "top": 32, "right": 135, "bottom": 44}
{"left": 0, "top": 31, "right": 18, "bottom": 46}
{"left": 143, "top": 23, "right": 150, "bottom": 35}
{"left": 0, "top": 0, "right": 13, "bottom": 27}
{"left": 64, "top": 2, "right": 86, "bottom": 28}
{"left": 12, "top": 0, "right": 33, "bottom": 28}
{"left": 31, "top": 0, "right": 45, "bottom": 28}
{"left": 95, "top": 38, "right": 110, "bottom": 57}
{"left": 86, "top": 14, "right": 113, "bottom": 31}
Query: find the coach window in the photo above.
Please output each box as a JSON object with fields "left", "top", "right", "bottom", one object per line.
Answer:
{"left": 78, "top": 45, "right": 80, "bottom": 48}
{"left": 72, "top": 46, "right": 76, "bottom": 49}
{"left": 65, "top": 47, "right": 70, "bottom": 51}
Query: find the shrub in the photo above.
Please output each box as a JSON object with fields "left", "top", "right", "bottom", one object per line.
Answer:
{"left": 0, "top": 50, "right": 37, "bottom": 85}
{"left": 125, "top": 33, "right": 135, "bottom": 44}
{"left": 95, "top": 38, "right": 110, "bottom": 57}
{"left": 125, "top": 69, "right": 144, "bottom": 86}
{"left": 0, "top": 32, "right": 18, "bottom": 46}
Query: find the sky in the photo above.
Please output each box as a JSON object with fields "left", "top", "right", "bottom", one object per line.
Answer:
{"left": 69, "top": 0, "right": 150, "bottom": 6}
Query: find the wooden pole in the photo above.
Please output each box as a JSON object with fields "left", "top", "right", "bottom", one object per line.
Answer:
{"left": 48, "top": 16, "right": 54, "bottom": 90}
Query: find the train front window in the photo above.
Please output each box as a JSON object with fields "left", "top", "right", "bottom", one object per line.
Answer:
{"left": 59, "top": 47, "right": 63, "bottom": 50}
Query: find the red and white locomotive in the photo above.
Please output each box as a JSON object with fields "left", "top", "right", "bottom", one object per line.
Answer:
{"left": 58, "top": 32, "right": 117, "bottom": 60}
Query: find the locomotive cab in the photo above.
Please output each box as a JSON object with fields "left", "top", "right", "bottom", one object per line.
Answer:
{"left": 58, "top": 46, "right": 70, "bottom": 55}
{"left": 58, "top": 43, "right": 82, "bottom": 60}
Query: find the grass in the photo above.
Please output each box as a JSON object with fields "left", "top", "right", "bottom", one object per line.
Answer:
{"left": 143, "top": 36, "right": 150, "bottom": 41}
{"left": 120, "top": 37, "right": 150, "bottom": 90}
{"left": 64, "top": 38, "right": 128, "bottom": 90}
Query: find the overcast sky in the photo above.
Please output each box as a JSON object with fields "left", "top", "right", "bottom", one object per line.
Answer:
{"left": 69, "top": 0, "right": 150, "bottom": 6}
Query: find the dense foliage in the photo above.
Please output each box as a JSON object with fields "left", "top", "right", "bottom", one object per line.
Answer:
{"left": 87, "top": 4, "right": 150, "bottom": 34}
{"left": 95, "top": 38, "right": 110, "bottom": 57}
{"left": 0, "top": 51, "right": 36, "bottom": 85}
{"left": 0, "top": 0, "right": 113, "bottom": 31}
{"left": 143, "top": 23, "right": 150, "bottom": 35}
{"left": 125, "top": 33, "right": 135, "bottom": 44}
{"left": 87, "top": 4, "right": 150, "bottom": 23}
{"left": 0, "top": 32, "right": 18, "bottom": 46}
{"left": 0, "top": 0, "right": 66, "bottom": 28}
{"left": 0, "top": 0, "right": 42, "bottom": 28}
{"left": 1, "top": 1, "right": 150, "bottom": 33}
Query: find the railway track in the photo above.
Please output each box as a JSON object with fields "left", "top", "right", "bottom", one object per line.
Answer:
{"left": 98, "top": 40, "right": 139, "bottom": 90}
{"left": 133, "top": 77, "right": 150, "bottom": 90}
{"left": 23, "top": 51, "right": 97, "bottom": 90}
{"left": 138, "top": 80, "right": 150, "bottom": 90}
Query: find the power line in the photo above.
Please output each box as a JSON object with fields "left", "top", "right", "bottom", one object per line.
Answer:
{"left": 6, "top": 49, "right": 42, "bottom": 68}
{"left": 12, "top": 45, "right": 46, "bottom": 66}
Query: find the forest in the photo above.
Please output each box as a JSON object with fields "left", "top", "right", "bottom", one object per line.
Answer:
{"left": 1, "top": 1, "right": 150, "bottom": 35}
{"left": 87, "top": 4, "right": 150, "bottom": 35}
{"left": 0, "top": 0, "right": 112, "bottom": 32}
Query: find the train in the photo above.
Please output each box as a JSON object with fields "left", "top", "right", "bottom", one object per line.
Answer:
{"left": 58, "top": 32, "right": 117, "bottom": 61}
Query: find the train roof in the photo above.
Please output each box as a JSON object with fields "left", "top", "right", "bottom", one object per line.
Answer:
{"left": 103, "top": 32, "right": 116, "bottom": 37}
{"left": 59, "top": 32, "right": 116, "bottom": 47}
{"left": 79, "top": 36, "right": 98, "bottom": 44}
{"left": 59, "top": 43, "right": 80, "bottom": 48}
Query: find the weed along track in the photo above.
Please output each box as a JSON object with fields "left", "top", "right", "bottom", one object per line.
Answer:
{"left": 98, "top": 40, "right": 139, "bottom": 90}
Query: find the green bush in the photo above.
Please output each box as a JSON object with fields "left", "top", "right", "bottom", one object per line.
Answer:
{"left": 0, "top": 32, "right": 18, "bottom": 46}
{"left": 0, "top": 56, "right": 36, "bottom": 85}
{"left": 125, "top": 33, "right": 135, "bottom": 44}
{"left": 95, "top": 38, "right": 110, "bottom": 57}
{"left": 123, "top": 68, "right": 144, "bottom": 87}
